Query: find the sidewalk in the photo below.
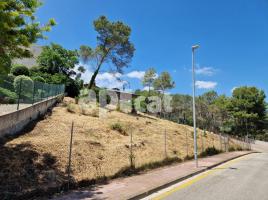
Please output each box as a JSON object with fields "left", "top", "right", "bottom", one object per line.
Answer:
{"left": 54, "top": 151, "right": 253, "bottom": 200}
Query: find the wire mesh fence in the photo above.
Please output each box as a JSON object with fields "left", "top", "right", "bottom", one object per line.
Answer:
{"left": 0, "top": 75, "right": 65, "bottom": 115}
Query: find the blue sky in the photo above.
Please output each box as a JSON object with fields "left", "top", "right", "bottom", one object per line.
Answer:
{"left": 36, "top": 0, "right": 268, "bottom": 96}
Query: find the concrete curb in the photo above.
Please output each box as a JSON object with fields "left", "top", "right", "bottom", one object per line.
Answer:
{"left": 129, "top": 151, "right": 256, "bottom": 200}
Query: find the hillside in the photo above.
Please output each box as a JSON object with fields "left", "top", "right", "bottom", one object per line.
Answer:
{"left": 0, "top": 98, "right": 242, "bottom": 198}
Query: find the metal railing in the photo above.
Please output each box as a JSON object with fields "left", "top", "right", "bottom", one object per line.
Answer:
{"left": 0, "top": 75, "right": 65, "bottom": 114}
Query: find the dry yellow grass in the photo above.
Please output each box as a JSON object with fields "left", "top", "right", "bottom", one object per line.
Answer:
{"left": 1, "top": 98, "right": 242, "bottom": 196}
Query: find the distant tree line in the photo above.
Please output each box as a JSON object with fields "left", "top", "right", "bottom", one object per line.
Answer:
{"left": 137, "top": 70, "right": 267, "bottom": 140}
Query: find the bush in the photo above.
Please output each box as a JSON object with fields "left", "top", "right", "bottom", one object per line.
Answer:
{"left": 200, "top": 147, "right": 221, "bottom": 157}
{"left": 32, "top": 76, "right": 46, "bottom": 83}
{"left": 10, "top": 65, "right": 30, "bottom": 76}
{"left": 0, "top": 74, "right": 15, "bottom": 92}
{"left": 110, "top": 122, "right": 128, "bottom": 136}
{"left": 65, "top": 79, "right": 80, "bottom": 97}
{"left": 67, "top": 103, "right": 76, "bottom": 113}
{"left": 80, "top": 104, "right": 99, "bottom": 117}
{"left": 0, "top": 87, "right": 17, "bottom": 103}
{"left": 14, "top": 75, "right": 33, "bottom": 102}
{"left": 255, "top": 133, "right": 268, "bottom": 142}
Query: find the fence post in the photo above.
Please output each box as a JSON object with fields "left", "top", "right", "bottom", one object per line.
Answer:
{"left": 17, "top": 78, "right": 22, "bottom": 110}
{"left": 224, "top": 135, "right": 227, "bottom": 152}
{"left": 186, "top": 132, "right": 189, "bottom": 157}
{"left": 47, "top": 84, "right": 50, "bottom": 100}
{"left": 164, "top": 128, "right": 167, "bottom": 158}
{"left": 32, "top": 81, "right": 35, "bottom": 105}
{"left": 219, "top": 132, "right": 222, "bottom": 151}
{"left": 129, "top": 128, "right": 135, "bottom": 169}
{"left": 41, "top": 84, "right": 44, "bottom": 101}
{"left": 201, "top": 130, "right": 204, "bottom": 153}
{"left": 227, "top": 135, "right": 229, "bottom": 152}
{"left": 68, "top": 121, "right": 74, "bottom": 190}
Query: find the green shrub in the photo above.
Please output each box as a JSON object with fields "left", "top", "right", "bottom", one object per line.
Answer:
{"left": 200, "top": 147, "right": 221, "bottom": 157}
{"left": 0, "top": 87, "right": 17, "bottom": 103}
{"left": 65, "top": 79, "right": 80, "bottom": 97}
{"left": 0, "top": 74, "right": 15, "bottom": 92}
{"left": 32, "top": 76, "right": 46, "bottom": 83}
{"left": 67, "top": 103, "right": 76, "bottom": 113}
{"left": 228, "top": 147, "right": 236, "bottom": 152}
{"left": 14, "top": 75, "right": 33, "bottom": 102}
{"left": 10, "top": 65, "right": 30, "bottom": 76}
{"left": 110, "top": 122, "right": 128, "bottom": 135}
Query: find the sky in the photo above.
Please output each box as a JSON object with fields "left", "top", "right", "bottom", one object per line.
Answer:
{"left": 36, "top": 0, "right": 268, "bottom": 96}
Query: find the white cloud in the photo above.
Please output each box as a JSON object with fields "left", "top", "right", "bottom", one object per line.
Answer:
{"left": 195, "top": 67, "right": 216, "bottom": 76}
{"left": 143, "top": 86, "right": 154, "bottom": 91}
{"left": 75, "top": 64, "right": 126, "bottom": 89}
{"left": 126, "top": 71, "right": 145, "bottom": 79}
{"left": 231, "top": 87, "right": 238, "bottom": 93}
{"left": 195, "top": 81, "right": 217, "bottom": 89}
{"left": 95, "top": 73, "right": 126, "bottom": 89}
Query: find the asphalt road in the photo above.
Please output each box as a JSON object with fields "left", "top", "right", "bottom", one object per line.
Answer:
{"left": 145, "top": 152, "right": 268, "bottom": 200}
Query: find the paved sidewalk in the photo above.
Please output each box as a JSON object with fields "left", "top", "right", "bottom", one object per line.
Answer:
{"left": 54, "top": 151, "right": 253, "bottom": 200}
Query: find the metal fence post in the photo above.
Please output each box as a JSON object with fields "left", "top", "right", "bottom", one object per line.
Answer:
{"left": 220, "top": 132, "right": 222, "bottom": 151}
{"left": 164, "top": 128, "right": 167, "bottom": 158}
{"left": 224, "top": 135, "right": 227, "bottom": 152}
{"left": 68, "top": 121, "right": 74, "bottom": 190}
{"left": 17, "top": 78, "right": 22, "bottom": 110}
{"left": 41, "top": 84, "right": 44, "bottom": 101}
{"left": 130, "top": 128, "right": 134, "bottom": 168}
{"left": 201, "top": 130, "right": 204, "bottom": 153}
{"left": 32, "top": 81, "right": 35, "bottom": 105}
{"left": 227, "top": 135, "right": 229, "bottom": 152}
{"left": 186, "top": 132, "right": 189, "bottom": 157}
{"left": 47, "top": 84, "right": 49, "bottom": 100}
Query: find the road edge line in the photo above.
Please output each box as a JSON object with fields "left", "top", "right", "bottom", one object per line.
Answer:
{"left": 128, "top": 151, "right": 256, "bottom": 200}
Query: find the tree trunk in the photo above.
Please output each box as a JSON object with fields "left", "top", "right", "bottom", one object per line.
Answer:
{"left": 88, "top": 66, "right": 101, "bottom": 89}
{"left": 88, "top": 48, "right": 111, "bottom": 89}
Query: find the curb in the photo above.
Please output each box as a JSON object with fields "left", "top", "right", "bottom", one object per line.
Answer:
{"left": 129, "top": 151, "right": 256, "bottom": 200}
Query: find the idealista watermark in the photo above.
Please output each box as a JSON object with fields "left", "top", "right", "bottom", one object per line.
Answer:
{"left": 79, "top": 89, "right": 173, "bottom": 118}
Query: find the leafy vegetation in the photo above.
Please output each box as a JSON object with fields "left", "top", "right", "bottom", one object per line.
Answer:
{"left": 110, "top": 122, "right": 128, "bottom": 136}
{"left": 80, "top": 16, "right": 135, "bottom": 89}
{"left": 13, "top": 75, "right": 34, "bottom": 101}
{"left": 0, "top": 87, "right": 17, "bottom": 103}
{"left": 142, "top": 68, "right": 157, "bottom": 94}
{"left": 0, "top": 0, "right": 55, "bottom": 74}
{"left": 30, "top": 43, "right": 82, "bottom": 97}
{"left": 200, "top": 147, "right": 221, "bottom": 157}
{"left": 10, "top": 65, "right": 30, "bottom": 76}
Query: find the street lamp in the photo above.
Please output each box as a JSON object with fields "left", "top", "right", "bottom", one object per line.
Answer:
{"left": 192, "top": 44, "right": 199, "bottom": 168}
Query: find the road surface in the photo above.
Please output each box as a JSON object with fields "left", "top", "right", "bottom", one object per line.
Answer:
{"left": 144, "top": 152, "right": 268, "bottom": 200}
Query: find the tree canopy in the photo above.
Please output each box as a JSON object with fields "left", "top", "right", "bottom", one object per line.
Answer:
{"left": 142, "top": 68, "right": 157, "bottom": 94}
{"left": 80, "top": 16, "right": 135, "bottom": 89}
{"left": 153, "top": 71, "right": 175, "bottom": 93}
{"left": 37, "top": 43, "right": 79, "bottom": 76}
{"left": 230, "top": 86, "right": 266, "bottom": 136}
{"left": 0, "top": 0, "right": 56, "bottom": 74}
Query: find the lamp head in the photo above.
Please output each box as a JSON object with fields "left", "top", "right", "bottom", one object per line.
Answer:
{"left": 192, "top": 45, "right": 200, "bottom": 50}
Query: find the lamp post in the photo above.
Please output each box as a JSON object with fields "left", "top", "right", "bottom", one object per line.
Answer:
{"left": 192, "top": 44, "right": 199, "bottom": 168}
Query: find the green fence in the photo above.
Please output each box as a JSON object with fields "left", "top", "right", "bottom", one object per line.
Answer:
{"left": 0, "top": 75, "right": 65, "bottom": 114}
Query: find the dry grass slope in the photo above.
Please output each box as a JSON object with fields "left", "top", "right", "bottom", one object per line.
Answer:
{"left": 0, "top": 98, "right": 242, "bottom": 198}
